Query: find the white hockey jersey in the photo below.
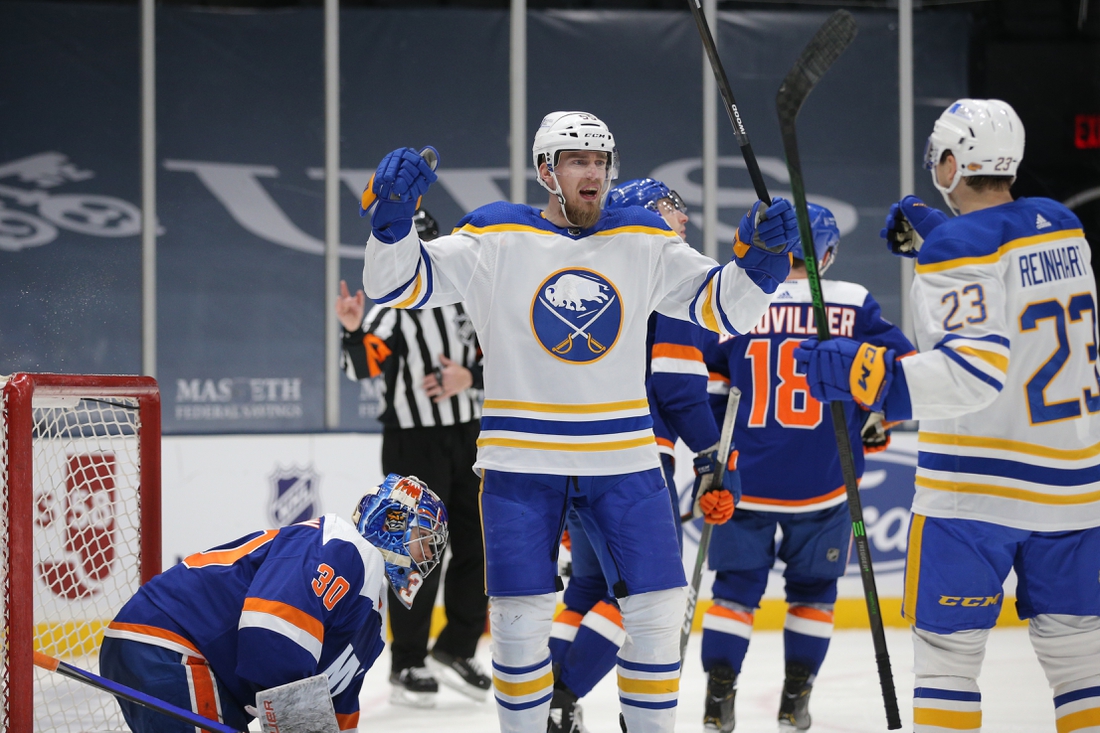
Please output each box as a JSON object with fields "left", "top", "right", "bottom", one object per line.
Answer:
{"left": 889, "top": 197, "right": 1100, "bottom": 531}
{"left": 363, "top": 202, "right": 776, "bottom": 476}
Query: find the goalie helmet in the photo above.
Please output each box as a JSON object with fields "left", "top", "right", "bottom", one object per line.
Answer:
{"left": 924, "top": 99, "right": 1024, "bottom": 210}
{"left": 791, "top": 202, "right": 839, "bottom": 275}
{"left": 353, "top": 473, "right": 448, "bottom": 609}
{"left": 606, "top": 178, "right": 687, "bottom": 215}
{"left": 532, "top": 111, "right": 620, "bottom": 212}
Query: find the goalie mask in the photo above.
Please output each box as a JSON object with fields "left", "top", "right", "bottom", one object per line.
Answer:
{"left": 532, "top": 111, "right": 620, "bottom": 224}
{"left": 353, "top": 474, "right": 448, "bottom": 609}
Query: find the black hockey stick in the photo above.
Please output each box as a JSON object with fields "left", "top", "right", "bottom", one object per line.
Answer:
{"left": 685, "top": 0, "right": 770, "bottom": 205}
{"left": 680, "top": 386, "right": 741, "bottom": 669}
{"left": 775, "top": 11, "right": 902, "bottom": 730}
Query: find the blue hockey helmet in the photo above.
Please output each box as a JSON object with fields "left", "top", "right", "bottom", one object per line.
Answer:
{"left": 606, "top": 178, "right": 686, "bottom": 215}
{"left": 792, "top": 203, "right": 840, "bottom": 275}
{"left": 353, "top": 473, "right": 449, "bottom": 608}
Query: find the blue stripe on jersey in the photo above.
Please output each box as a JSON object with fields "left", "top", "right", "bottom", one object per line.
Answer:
{"left": 918, "top": 452, "right": 1100, "bottom": 487}
{"left": 713, "top": 269, "right": 740, "bottom": 336}
{"left": 937, "top": 332, "right": 1012, "bottom": 350}
{"left": 479, "top": 415, "right": 653, "bottom": 436}
{"left": 412, "top": 244, "right": 434, "bottom": 309}
{"left": 688, "top": 267, "right": 721, "bottom": 330}
{"left": 936, "top": 344, "right": 1004, "bottom": 391}
{"left": 373, "top": 267, "right": 420, "bottom": 306}
{"left": 1054, "top": 685, "right": 1100, "bottom": 707}
{"left": 616, "top": 657, "right": 681, "bottom": 673}
{"left": 914, "top": 687, "right": 982, "bottom": 702}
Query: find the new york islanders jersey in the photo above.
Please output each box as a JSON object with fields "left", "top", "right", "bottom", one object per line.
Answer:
{"left": 890, "top": 197, "right": 1100, "bottom": 531}
{"left": 103, "top": 515, "right": 387, "bottom": 731}
{"left": 708, "top": 278, "right": 914, "bottom": 512}
{"left": 647, "top": 312, "right": 721, "bottom": 456}
{"left": 363, "top": 203, "right": 775, "bottom": 476}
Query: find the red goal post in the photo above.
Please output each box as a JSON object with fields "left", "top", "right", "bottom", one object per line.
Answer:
{"left": 1, "top": 373, "right": 161, "bottom": 733}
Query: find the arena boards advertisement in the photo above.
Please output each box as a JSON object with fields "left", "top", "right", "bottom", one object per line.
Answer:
{"left": 1, "top": 3, "right": 969, "bottom": 434}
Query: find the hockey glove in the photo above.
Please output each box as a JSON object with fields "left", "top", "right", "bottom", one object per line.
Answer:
{"left": 365, "top": 147, "right": 438, "bottom": 244}
{"left": 880, "top": 195, "right": 949, "bottom": 258}
{"left": 860, "top": 410, "right": 891, "bottom": 454}
{"left": 792, "top": 337, "right": 897, "bottom": 412}
{"left": 692, "top": 444, "right": 740, "bottom": 524}
{"left": 732, "top": 198, "right": 799, "bottom": 294}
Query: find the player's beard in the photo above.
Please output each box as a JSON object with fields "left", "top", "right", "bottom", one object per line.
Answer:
{"left": 563, "top": 196, "right": 602, "bottom": 229}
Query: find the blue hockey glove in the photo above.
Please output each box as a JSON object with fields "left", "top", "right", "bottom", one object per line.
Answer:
{"left": 692, "top": 444, "right": 740, "bottom": 524}
{"left": 731, "top": 198, "right": 799, "bottom": 293}
{"left": 366, "top": 147, "right": 438, "bottom": 244}
{"left": 880, "top": 195, "right": 948, "bottom": 258}
{"left": 793, "top": 337, "right": 897, "bottom": 412}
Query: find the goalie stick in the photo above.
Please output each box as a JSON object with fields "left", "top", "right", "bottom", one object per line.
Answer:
{"left": 679, "top": 386, "right": 741, "bottom": 669}
{"left": 33, "top": 650, "right": 244, "bottom": 733}
{"left": 775, "top": 11, "right": 902, "bottom": 730}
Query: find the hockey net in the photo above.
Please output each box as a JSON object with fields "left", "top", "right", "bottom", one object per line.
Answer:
{"left": 1, "top": 373, "right": 160, "bottom": 733}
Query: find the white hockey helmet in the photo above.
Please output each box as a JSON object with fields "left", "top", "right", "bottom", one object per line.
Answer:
{"left": 532, "top": 111, "right": 620, "bottom": 210}
{"left": 924, "top": 99, "right": 1025, "bottom": 210}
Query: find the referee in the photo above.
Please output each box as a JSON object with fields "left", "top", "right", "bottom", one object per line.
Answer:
{"left": 337, "top": 209, "right": 489, "bottom": 706}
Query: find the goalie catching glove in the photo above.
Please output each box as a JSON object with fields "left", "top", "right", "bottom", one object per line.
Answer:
{"left": 362, "top": 146, "right": 438, "bottom": 244}
{"left": 732, "top": 197, "right": 800, "bottom": 293}
{"left": 792, "top": 337, "right": 898, "bottom": 413}
{"left": 691, "top": 443, "right": 741, "bottom": 524}
{"left": 880, "top": 195, "right": 948, "bottom": 258}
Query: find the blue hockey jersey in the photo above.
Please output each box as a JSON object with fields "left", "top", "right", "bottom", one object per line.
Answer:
{"left": 706, "top": 278, "right": 915, "bottom": 512}
{"left": 102, "top": 515, "right": 388, "bottom": 731}
{"left": 647, "top": 312, "right": 721, "bottom": 456}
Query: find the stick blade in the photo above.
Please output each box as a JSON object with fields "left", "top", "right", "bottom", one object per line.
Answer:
{"left": 776, "top": 10, "right": 858, "bottom": 124}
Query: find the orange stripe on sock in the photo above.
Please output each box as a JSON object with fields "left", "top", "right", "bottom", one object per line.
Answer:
{"left": 591, "top": 601, "right": 624, "bottom": 628}
{"left": 242, "top": 597, "right": 324, "bottom": 643}
{"left": 185, "top": 656, "right": 221, "bottom": 731}
{"left": 336, "top": 711, "right": 360, "bottom": 731}
{"left": 655, "top": 437, "right": 675, "bottom": 451}
{"left": 554, "top": 609, "right": 584, "bottom": 628}
{"left": 788, "top": 605, "right": 834, "bottom": 623}
{"left": 705, "top": 605, "right": 753, "bottom": 625}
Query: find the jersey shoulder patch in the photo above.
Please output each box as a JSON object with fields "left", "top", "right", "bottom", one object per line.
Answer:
{"left": 321, "top": 514, "right": 386, "bottom": 599}
{"left": 454, "top": 202, "right": 554, "bottom": 233}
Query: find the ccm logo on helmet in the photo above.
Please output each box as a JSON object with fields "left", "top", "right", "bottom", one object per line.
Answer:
{"left": 938, "top": 594, "right": 1002, "bottom": 607}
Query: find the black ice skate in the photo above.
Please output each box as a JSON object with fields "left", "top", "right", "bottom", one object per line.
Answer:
{"left": 703, "top": 665, "right": 737, "bottom": 732}
{"left": 777, "top": 661, "right": 814, "bottom": 730}
{"left": 389, "top": 665, "right": 438, "bottom": 708}
{"left": 547, "top": 684, "right": 587, "bottom": 733}
{"left": 426, "top": 648, "right": 491, "bottom": 701}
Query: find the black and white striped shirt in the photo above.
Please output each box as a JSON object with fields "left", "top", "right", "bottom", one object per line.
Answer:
{"left": 341, "top": 303, "right": 482, "bottom": 429}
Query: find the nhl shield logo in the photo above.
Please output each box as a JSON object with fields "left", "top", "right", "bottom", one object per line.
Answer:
{"left": 268, "top": 465, "right": 322, "bottom": 526}
{"left": 531, "top": 268, "right": 622, "bottom": 364}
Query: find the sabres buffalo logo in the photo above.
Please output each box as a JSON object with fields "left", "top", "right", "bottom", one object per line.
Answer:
{"left": 531, "top": 268, "right": 622, "bottom": 364}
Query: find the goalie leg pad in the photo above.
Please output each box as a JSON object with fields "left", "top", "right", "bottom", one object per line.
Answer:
{"left": 488, "top": 593, "right": 556, "bottom": 733}
{"left": 617, "top": 588, "right": 685, "bottom": 733}
{"left": 1029, "top": 613, "right": 1100, "bottom": 731}
{"left": 912, "top": 626, "right": 988, "bottom": 732}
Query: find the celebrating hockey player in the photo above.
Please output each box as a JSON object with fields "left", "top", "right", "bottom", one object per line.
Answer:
{"left": 360, "top": 111, "right": 800, "bottom": 733}
{"left": 98, "top": 474, "right": 448, "bottom": 733}
{"left": 795, "top": 99, "right": 1100, "bottom": 733}
{"left": 546, "top": 178, "right": 738, "bottom": 732}
{"left": 700, "top": 203, "right": 913, "bottom": 732}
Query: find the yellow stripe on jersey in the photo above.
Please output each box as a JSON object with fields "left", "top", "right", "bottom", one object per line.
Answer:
{"left": 492, "top": 672, "right": 554, "bottom": 697}
{"left": 952, "top": 346, "right": 1009, "bottom": 374}
{"left": 456, "top": 223, "right": 556, "bottom": 236}
{"left": 616, "top": 674, "right": 680, "bottom": 695}
{"left": 914, "top": 475, "right": 1100, "bottom": 506}
{"left": 919, "top": 431, "right": 1100, "bottom": 461}
{"left": 482, "top": 399, "right": 650, "bottom": 414}
{"left": 393, "top": 273, "right": 423, "bottom": 309}
{"left": 903, "top": 514, "right": 925, "bottom": 623}
{"left": 700, "top": 277, "right": 720, "bottom": 333}
{"left": 477, "top": 435, "right": 656, "bottom": 452}
{"left": 594, "top": 225, "right": 678, "bottom": 238}
{"left": 914, "top": 229, "right": 1084, "bottom": 274}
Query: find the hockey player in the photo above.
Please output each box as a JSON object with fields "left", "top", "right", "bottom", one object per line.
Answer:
{"left": 546, "top": 178, "right": 738, "bottom": 732}
{"left": 700, "top": 203, "right": 914, "bottom": 732}
{"left": 795, "top": 99, "right": 1100, "bottom": 733}
{"left": 98, "top": 474, "right": 448, "bottom": 733}
{"left": 359, "top": 111, "right": 800, "bottom": 733}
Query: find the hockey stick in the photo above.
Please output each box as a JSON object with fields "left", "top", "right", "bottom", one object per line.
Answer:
{"left": 775, "top": 11, "right": 901, "bottom": 730}
{"left": 33, "top": 650, "right": 244, "bottom": 733}
{"left": 685, "top": 0, "right": 770, "bottom": 205}
{"left": 679, "top": 386, "right": 741, "bottom": 669}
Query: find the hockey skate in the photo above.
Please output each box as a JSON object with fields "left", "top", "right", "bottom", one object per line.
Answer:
{"left": 547, "top": 684, "right": 587, "bottom": 733}
{"left": 703, "top": 665, "right": 737, "bottom": 732}
{"left": 777, "top": 661, "right": 813, "bottom": 730}
{"left": 389, "top": 666, "right": 438, "bottom": 707}
{"left": 426, "top": 648, "right": 491, "bottom": 701}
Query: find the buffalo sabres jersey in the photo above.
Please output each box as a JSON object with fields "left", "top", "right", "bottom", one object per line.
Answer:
{"left": 363, "top": 203, "right": 775, "bottom": 476}
{"left": 647, "top": 312, "right": 721, "bottom": 456}
{"left": 889, "top": 198, "right": 1100, "bottom": 531}
{"left": 708, "top": 278, "right": 914, "bottom": 513}
{"left": 103, "top": 515, "right": 387, "bottom": 731}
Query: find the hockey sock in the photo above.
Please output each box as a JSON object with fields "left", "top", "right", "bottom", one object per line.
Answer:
{"left": 549, "top": 608, "right": 583, "bottom": 668}
{"left": 560, "top": 600, "right": 625, "bottom": 698}
{"left": 618, "top": 588, "right": 685, "bottom": 733}
{"left": 489, "top": 594, "right": 557, "bottom": 733}
{"left": 913, "top": 676, "right": 981, "bottom": 732}
{"left": 1053, "top": 679, "right": 1100, "bottom": 733}
{"left": 700, "top": 600, "right": 754, "bottom": 674}
{"left": 1030, "top": 614, "right": 1100, "bottom": 733}
{"left": 783, "top": 603, "right": 834, "bottom": 677}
